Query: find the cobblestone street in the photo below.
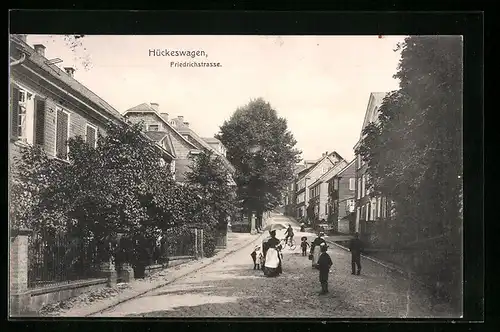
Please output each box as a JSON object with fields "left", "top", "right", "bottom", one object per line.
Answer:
{"left": 94, "top": 218, "right": 456, "bottom": 318}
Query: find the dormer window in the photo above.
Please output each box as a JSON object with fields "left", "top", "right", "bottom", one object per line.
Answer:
{"left": 170, "top": 120, "right": 176, "bottom": 127}
{"left": 148, "top": 124, "right": 159, "bottom": 131}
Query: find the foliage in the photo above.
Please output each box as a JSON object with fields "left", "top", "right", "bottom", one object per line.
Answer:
{"left": 216, "top": 98, "right": 301, "bottom": 218}
{"left": 186, "top": 150, "right": 238, "bottom": 226}
{"left": 10, "top": 120, "right": 209, "bottom": 263}
{"left": 355, "top": 36, "right": 463, "bottom": 306}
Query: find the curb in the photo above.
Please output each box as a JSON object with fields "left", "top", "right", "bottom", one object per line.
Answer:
{"left": 326, "top": 240, "right": 410, "bottom": 277}
{"left": 84, "top": 232, "right": 265, "bottom": 317}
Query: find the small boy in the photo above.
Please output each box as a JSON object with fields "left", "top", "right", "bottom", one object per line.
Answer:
{"left": 317, "top": 242, "right": 333, "bottom": 295}
{"left": 250, "top": 245, "right": 262, "bottom": 270}
{"left": 300, "top": 236, "right": 310, "bottom": 256}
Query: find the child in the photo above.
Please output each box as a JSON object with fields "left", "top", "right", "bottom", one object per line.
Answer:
{"left": 250, "top": 245, "right": 262, "bottom": 270}
{"left": 300, "top": 236, "right": 310, "bottom": 256}
{"left": 317, "top": 242, "right": 333, "bottom": 295}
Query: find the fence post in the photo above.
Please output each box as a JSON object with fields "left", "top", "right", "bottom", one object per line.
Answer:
{"left": 99, "top": 243, "right": 117, "bottom": 287}
{"left": 119, "top": 263, "right": 134, "bottom": 283}
{"left": 10, "top": 228, "right": 32, "bottom": 316}
{"left": 200, "top": 229, "right": 204, "bottom": 258}
{"left": 194, "top": 228, "right": 198, "bottom": 259}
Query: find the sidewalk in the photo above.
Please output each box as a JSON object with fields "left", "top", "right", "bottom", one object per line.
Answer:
{"left": 46, "top": 232, "right": 264, "bottom": 317}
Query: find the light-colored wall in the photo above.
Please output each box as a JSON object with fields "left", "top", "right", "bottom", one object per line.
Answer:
{"left": 10, "top": 76, "right": 106, "bottom": 164}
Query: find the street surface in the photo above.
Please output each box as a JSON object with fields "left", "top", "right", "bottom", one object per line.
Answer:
{"left": 94, "top": 215, "right": 455, "bottom": 318}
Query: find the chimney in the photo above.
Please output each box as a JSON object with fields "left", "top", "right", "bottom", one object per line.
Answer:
{"left": 151, "top": 102, "right": 159, "bottom": 112}
{"left": 177, "top": 116, "right": 184, "bottom": 122}
{"left": 183, "top": 122, "right": 190, "bottom": 127}
{"left": 64, "top": 67, "right": 75, "bottom": 78}
{"left": 33, "top": 44, "right": 46, "bottom": 57}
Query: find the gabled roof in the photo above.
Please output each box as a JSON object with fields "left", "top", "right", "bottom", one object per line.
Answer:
{"left": 336, "top": 159, "right": 356, "bottom": 177}
{"left": 298, "top": 151, "right": 344, "bottom": 178}
{"left": 308, "top": 159, "right": 348, "bottom": 188}
{"left": 172, "top": 118, "right": 236, "bottom": 174}
{"left": 123, "top": 103, "right": 199, "bottom": 150}
{"left": 144, "top": 131, "right": 168, "bottom": 142}
{"left": 360, "top": 92, "right": 388, "bottom": 138}
{"left": 144, "top": 131, "right": 176, "bottom": 157}
{"left": 11, "top": 36, "right": 124, "bottom": 122}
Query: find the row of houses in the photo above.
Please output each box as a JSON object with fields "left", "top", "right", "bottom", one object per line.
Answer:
{"left": 283, "top": 92, "right": 394, "bottom": 237}
{"left": 9, "top": 34, "right": 236, "bottom": 194}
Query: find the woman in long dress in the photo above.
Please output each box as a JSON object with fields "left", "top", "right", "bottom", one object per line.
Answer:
{"left": 263, "top": 230, "right": 283, "bottom": 277}
{"left": 310, "top": 231, "right": 326, "bottom": 269}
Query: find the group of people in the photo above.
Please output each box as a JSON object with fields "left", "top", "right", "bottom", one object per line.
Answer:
{"left": 251, "top": 224, "right": 365, "bottom": 295}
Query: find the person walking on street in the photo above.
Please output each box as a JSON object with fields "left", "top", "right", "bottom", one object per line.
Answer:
{"left": 300, "top": 236, "right": 310, "bottom": 256}
{"left": 349, "top": 232, "right": 363, "bottom": 275}
{"left": 284, "top": 224, "right": 294, "bottom": 245}
{"left": 310, "top": 231, "right": 326, "bottom": 269}
{"left": 317, "top": 243, "right": 333, "bottom": 294}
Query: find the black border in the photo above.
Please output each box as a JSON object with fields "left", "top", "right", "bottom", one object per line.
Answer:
{"left": 7, "top": 9, "right": 485, "bottom": 332}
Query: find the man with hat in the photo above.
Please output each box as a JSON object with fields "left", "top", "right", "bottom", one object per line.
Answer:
{"left": 317, "top": 242, "right": 333, "bottom": 294}
{"left": 310, "top": 231, "right": 327, "bottom": 269}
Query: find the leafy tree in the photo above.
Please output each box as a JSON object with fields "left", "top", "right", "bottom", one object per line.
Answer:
{"left": 216, "top": 98, "right": 301, "bottom": 222}
{"left": 356, "top": 36, "right": 462, "bottom": 305}
{"left": 186, "top": 151, "right": 238, "bottom": 226}
{"left": 185, "top": 151, "right": 238, "bottom": 256}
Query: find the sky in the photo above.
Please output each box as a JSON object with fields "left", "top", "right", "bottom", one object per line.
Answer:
{"left": 26, "top": 35, "right": 404, "bottom": 162}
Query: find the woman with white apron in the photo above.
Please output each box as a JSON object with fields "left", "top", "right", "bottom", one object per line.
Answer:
{"left": 263, "top": 230, "right": 283, "bottom": 277}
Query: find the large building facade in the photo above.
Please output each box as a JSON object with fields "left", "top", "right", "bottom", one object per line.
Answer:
{"left": 353, "top": 92, "right": 393, "bottom": 237}
{"left": 295, "top": 152, "right": 343, "bottom": 220}
{"left": 9, "top": 35, "right": 174, "bottom": 172}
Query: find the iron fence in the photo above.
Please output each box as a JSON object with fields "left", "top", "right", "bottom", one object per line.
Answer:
{"left": 27, "top": 230, "right": 102, "bottom": 289}
{"left": 163, "top": 228, "right": 196, "bottom": 257}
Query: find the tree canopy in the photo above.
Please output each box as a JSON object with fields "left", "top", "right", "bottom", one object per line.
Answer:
{"left": 355, "top": 36, "right": 463, "bottom": 305}
{"left": 216, "top": 98, "right": 301, "bottom": 216}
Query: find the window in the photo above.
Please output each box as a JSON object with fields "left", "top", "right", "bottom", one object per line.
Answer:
{"left": 34, "top": 98, "right": 46, "bottom": 147}
{"left": 365, "top": 203, "right": 369, "bottom": 220}
{"left": 10, "top": 86, "right": 33, "bottom": 141}
{"left": 55, "top": 107, "right": 70, "bottom": 159}
{"left": 377, "top": 197, "right": 381, "bottom": 218}
{"left": 349, "top": 178, "right": 355, "bottom": 191}
{"left": 361, "top": 175, "right": 366, "bottom": 197}
{"left": 85, "top": 124, "right": 97, "bottom": 148}
{"left": 148, "top": 124, "right": 159, "bottom": 131}
{"left": 357, "top": 177, "right": 362, "bottom": 199}
{"left": 170, "top": 120, "right": 176, "bottom": 126}
{"left": 360, "top": 205, "right": 365, "bottom": 221}
{"left": 371, "top": 198, "right": 377, "bottom": 221}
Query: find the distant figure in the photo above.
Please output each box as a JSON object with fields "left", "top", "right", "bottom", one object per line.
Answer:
{"left": 349, "top": 232, "right": 363, "bottom": 275}
{"left": 317, "top": 243, "right": 333, "bottom": 295}
{"left": 300, "top": 223, "right": 305, "bottom": 232}
{"left": 284, "top": 224, "right": 294, "bottom": 245}
{"left": 300, "top": 236, "right": 310, "bottom": 256}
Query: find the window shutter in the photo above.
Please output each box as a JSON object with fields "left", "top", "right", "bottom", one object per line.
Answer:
{"left": 86, "top": 125, "right": 97, "bottom": 148}
{"left": 11, "top": 86, "right": 20, "bottom": 139}
{"left": 56, "top": 109, "right": 69, "bottom": 159}
{"left": 34, "top": 99, "right": 46, "bottom": 147}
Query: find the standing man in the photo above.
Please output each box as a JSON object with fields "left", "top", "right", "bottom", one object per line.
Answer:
{"left": 349, "top": 232, "right": 363, "bottom": 275}
{"left": 284, "top": 224, "right": 294, "bottom": 245}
